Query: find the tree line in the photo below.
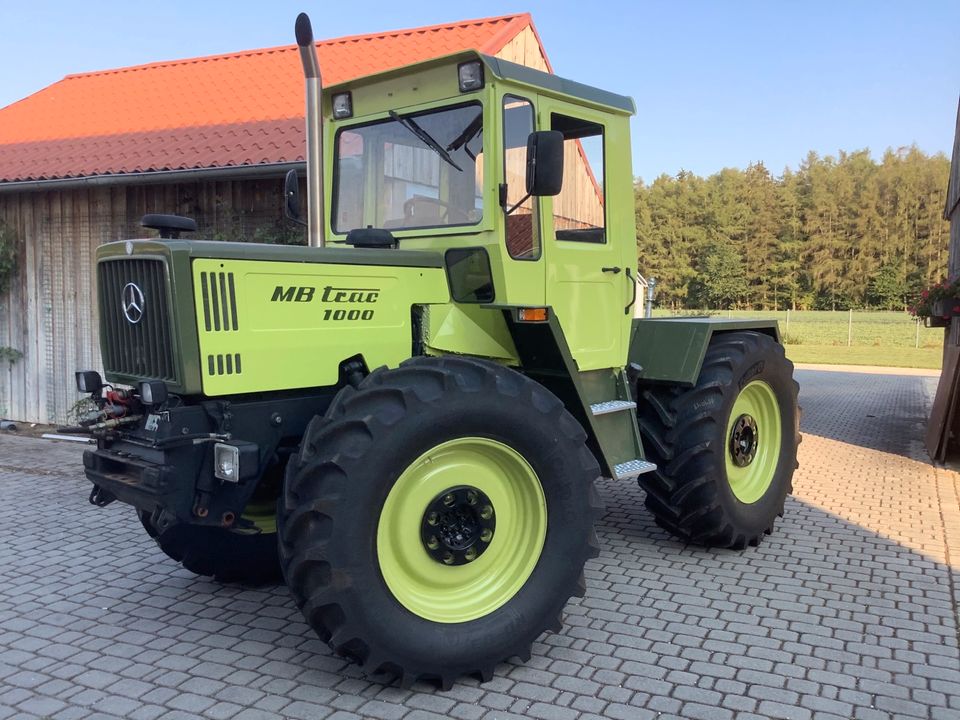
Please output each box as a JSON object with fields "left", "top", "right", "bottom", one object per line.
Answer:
{"left": 634, "top": 146, "right": 951, "bottom": 310}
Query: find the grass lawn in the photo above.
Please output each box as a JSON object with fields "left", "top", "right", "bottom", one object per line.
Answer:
{"left": 784, "top": 345, "right": 942, "bottom": 370}
{"left": 653, "top": 309, "right": 945, "bottom": 370}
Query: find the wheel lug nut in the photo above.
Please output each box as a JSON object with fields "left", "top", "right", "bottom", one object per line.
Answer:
{"left": 480, "top": 505, "right": 493, "bottom": 520}
{"left": 427, "top": 536, "right": 439, "bottom": 550}
{"left": 465, "top": 548, "right": 477, "bottom": 562}
{"left": 427, "top": 512, "right": 438, "bottom": 526}
{"left": 467, "top": 490, "right": 478, "bottom": 505}
{"left": 480, "top": 529, "right": 493, "bottom": 543}
{"left": 442, "top": 552, "right": 454, "bottom": 565}
{"left": 443, "top": 494, "right": 455, "bottom": 506}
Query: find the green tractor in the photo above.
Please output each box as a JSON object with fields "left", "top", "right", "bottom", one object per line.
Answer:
{"left": 77, "top": 14, "right": 799, "bottom": 688}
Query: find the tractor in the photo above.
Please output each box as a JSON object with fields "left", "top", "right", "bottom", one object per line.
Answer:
{"left": 76, "top": 13, "right": 799, "bottom": 688}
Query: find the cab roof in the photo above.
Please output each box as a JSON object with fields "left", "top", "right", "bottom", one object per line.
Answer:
{"left": 326, "top": 51, "right": 636, "bottom": 116}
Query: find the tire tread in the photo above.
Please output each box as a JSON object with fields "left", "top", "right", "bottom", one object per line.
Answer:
{"left": 636, "top": 332, "right": 800, "bottom": 547}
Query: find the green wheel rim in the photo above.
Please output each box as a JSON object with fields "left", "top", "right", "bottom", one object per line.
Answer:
{"left": 725, "top": 380, "right": 782, "bottom": 504}
{"left": 238, "top": 499, "right": 277, "bottom": 534}
{"left": 377, "top": 437, "right": 547, "bottom": 623}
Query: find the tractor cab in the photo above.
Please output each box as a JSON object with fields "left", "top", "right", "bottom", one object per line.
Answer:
{"left": 286, "top": 51, "right": 639, "bottom": 372}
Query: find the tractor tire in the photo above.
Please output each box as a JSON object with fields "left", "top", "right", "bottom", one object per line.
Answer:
{"left": 636, "top": 331, "right": 799, "bottom": 549}
{"left": 139, "top": 502, "right": 282, "bottom": 586}
{"left": 278, "top": 356, "right": 602, "bottom": 689}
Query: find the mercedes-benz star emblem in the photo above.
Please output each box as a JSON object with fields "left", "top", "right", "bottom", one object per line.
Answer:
{"left": 121, "top": 282, "right": 145, "bottom": 324}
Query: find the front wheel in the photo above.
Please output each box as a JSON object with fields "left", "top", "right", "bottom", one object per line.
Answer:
{"left": 139, "top": 499, "right": 282, "bottom": 586}
{"left": 636, "top": 331, "right": 800, "bottom": 548}
{"left": 278, "top": 357, "right": 602, "bottom": 688}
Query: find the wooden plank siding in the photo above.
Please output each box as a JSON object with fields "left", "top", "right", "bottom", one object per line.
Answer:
{"left": 947, "top": 97, "right": 960, "bottom": 228}
{"left": 496, "top": 26, "right": 551, "bottom": 72}
{"left": 499, "top": 28, "right": 605, "bottom": 229}
{"left": 935, "top": 100, "right": 960, "bottom": 457}
{"left": 949, "top": 206, "right": 960, "bottom": 353}
{"left": 945, "top": 98, "right": 960, "bottom": 353}
{"left": 0, "top": 177, "right": 298, "bottom": 424}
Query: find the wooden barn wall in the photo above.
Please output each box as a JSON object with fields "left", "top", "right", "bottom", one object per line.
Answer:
{"left": 950, "top": 205, "right": 960, "bottom": 351}
{"left": 946, "top": 103, "right": 960, "bottom": 351}
{"left": 0, "top": 176, "right": 301, "bottom": 424}
{"left": 951, "top": 206, "right": 960, "bottom": 282}
{"left": 496, "top": 27, "right": 550, "bottom": 71}
{"left": 498, "top": 29, "right": 605, "bottom": 229}
{"left": 947, "top": 100, "right": 960, "bottom": 350}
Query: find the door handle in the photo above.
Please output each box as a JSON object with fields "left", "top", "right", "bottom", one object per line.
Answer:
{"left": 624, "top": 268, "right": 638, "bottom": 315}
{"left": 602, "top": 266, "right": 622, "bottom": 274}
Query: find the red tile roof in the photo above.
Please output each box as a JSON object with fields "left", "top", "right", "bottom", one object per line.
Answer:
{"left": 0, "top": 14, "right": 538, "bottom": 184}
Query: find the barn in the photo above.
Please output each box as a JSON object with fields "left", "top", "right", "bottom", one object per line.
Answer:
{"left": 0, "top": 14, "right": 561, "bottom": 425}
{"left": 927, "top": 97, "right": 960, "bottom": 460}
{"left": 948, "top": 100, "right": 960, "bottom": 296}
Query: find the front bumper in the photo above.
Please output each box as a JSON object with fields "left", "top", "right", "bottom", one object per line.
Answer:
{"left": 82, "top": 390, "right": 335, "bottom": 529}
{"left": 83, "top": 447, "right": 196, "bottom": 519}
{"left": 84, "top": 435, "right": 240, "bottom": 527}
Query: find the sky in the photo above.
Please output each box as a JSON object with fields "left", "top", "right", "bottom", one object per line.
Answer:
{"left": 1, "top": 1, "right": 957, "bottom": 181}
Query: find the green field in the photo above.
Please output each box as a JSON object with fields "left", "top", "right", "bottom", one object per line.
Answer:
{"left": 652, "top": 309, "right": 944, "bottom": 370}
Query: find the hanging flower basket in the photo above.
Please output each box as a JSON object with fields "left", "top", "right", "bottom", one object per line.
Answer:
{"left": 910, "top": 279, "right": 960, "bottom": 328}
{"left": 925, "top": 305, "right": 951, "bottom": 328}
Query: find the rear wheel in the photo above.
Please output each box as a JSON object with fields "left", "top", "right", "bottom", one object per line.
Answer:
{"left": 139, "top": 498, "right": 282, "bottom": 586}
{"left": 279, "top": 356, "right": 602, "bottom": 688}
{"left": 636, "top": 331, "right": 799, "bottom": 548}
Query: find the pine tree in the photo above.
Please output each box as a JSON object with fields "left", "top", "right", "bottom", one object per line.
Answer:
{"left": 634, "top": 146, "right": 951, "bottom": 310}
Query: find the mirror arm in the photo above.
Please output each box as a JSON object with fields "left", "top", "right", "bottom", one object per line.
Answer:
{"left": 285, "top": 210, "right": 308, "bottom": 228}
{"left": 504, "top": 192, "right": 532, "bottom": 216}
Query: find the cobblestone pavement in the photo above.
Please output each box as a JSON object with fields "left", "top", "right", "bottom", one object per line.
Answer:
{"left": 1, "top": 368, "right": 959, "bottom": 720}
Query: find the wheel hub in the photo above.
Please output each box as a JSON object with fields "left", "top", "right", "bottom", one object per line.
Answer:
{"left": 420, "top": 485, "right": 495, "bottom": 565}
{"left": 729, "top": 413, "right": 759, "bottom": 467}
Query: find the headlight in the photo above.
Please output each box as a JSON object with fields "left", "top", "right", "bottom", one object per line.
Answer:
{"left": 214, "top": 443, "right": 240, "bottom": 483}
{"left": 75, "top": 370, "right": 102, "bottom": 394}
{"left": 332, "top": 92, "right": 353, "bottom": 119}
{"left": 138, "top": 380, "right": 168, "bottom": 406}
{"left": 458, "top": 61, "right": 484, "bottom": 92}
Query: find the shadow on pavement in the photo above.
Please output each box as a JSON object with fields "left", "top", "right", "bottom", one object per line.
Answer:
{"left": 794, "top": 368, "right": 934, "bottom": 461}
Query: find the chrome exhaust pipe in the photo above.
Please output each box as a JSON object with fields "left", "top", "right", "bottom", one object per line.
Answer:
{"left": 295, "top": 13, "right": 325, "bottom": 247}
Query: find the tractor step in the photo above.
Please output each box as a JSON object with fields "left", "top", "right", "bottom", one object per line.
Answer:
{"left": 612, "top": 458, "right": 657, "bottom": 480}
{"left": 590, "top": 400, "right": 637, "bottom": 416}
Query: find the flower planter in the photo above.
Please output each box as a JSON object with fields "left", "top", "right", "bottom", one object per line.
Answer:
{"left": 925, "top": 298, "right": 960, "bottom": 327}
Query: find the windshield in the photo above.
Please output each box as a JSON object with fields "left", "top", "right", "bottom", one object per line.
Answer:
{"left": 333, "top": 103, "right": 484, "bottom": 234}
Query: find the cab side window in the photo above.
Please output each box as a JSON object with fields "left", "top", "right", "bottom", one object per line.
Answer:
{"left": 551, "top": 114, "right": 605, "bottom": 244}
{"left": 502, "top": 96, "right": 540, "bottom": 259}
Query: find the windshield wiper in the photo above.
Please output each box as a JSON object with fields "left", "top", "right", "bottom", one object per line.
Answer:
{"left": 389, "top": 110, "right": 463, "bottom": 172}
{"left": 446, "top": 111, "right": 483, "bottom": 162}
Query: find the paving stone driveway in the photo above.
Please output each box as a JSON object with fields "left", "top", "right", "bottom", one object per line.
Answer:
{"left": 1, "top": 368, "right": 959, "bottom": 720}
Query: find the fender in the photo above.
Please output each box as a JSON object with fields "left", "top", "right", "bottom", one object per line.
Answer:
{"left": 630, "top": 317, "right": 781, "bottom": 386}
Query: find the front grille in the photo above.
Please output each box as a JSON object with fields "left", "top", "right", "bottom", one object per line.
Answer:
{"left": 98, "top": 258, "right": 177, "bottom": 382}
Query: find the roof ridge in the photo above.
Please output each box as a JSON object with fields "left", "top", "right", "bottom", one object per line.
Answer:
{"left": 62, "top": 13, "right": 530, "bottom": 82}
{"left": 321, "top": 12, "right": 529, "bottom": 49}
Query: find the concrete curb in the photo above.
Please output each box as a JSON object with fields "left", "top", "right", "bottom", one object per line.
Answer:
{"left": 795, "top": 362, "right": 941, "bottom": 377}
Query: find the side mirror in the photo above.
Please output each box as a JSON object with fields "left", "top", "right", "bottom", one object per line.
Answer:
{"left": 283, "top": 169, "right": 306, "bottom": 225}
{"left": 526, "top": 130, "right": 564, "bottom": 197}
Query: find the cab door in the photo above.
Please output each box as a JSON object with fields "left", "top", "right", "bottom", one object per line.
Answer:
{"left": 539, "top": 99, "right": 629, "bottom": 371}
{"left": 498, "top": 92, "right": 545, "bottom": 307}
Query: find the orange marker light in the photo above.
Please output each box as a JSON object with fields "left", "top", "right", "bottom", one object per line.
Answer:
{"left": 518, "top": 308, "right": 548, "bottom": 322}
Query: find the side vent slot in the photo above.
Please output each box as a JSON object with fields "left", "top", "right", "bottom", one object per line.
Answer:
{"left": 199, "top": 272, "right": 238, "bottom": 332}
{"left": 207, "top": 353, "right": 243, "bottom": 376}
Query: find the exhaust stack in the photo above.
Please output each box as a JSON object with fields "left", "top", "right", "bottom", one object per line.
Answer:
{"left": 295, "top": 13, "right": 325, "bottom": 247}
